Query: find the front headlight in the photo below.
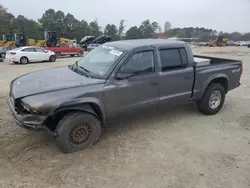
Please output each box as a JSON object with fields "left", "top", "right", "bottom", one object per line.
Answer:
{"left": 20, "top": 101, "right": 39, "bottom": 114}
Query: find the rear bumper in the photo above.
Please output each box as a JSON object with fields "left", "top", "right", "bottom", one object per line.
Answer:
{"left": 8, "top": 96, "right": 48, "bottom": 131}
{"left": 5, "top": 55, "right": 19, "bottom": 62}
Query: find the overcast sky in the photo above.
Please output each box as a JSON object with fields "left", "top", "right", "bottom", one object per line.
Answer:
{"left": 2, "top": 0, "right": 250, "bottom": 33}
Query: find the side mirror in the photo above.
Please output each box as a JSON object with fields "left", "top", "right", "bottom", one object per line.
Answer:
{"left": 116, "top": 68, "right": 135, "bottom": 80}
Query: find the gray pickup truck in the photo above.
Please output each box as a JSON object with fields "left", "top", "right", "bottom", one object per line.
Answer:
{"left": 8, "top": 39, "right": 243, "bottom": 153}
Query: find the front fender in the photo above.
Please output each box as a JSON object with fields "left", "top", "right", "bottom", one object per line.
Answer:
{"left": 50, "top": 97, "right": 106, "bottom": 124}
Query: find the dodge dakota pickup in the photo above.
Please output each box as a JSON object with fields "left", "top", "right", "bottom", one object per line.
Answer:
{"left": 8, "top": 39, "right": 243, "bottom": 153}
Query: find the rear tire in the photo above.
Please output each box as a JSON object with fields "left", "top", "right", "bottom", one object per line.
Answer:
{"left": 49, "top": 55, "right": 56, "bottom": 62}
{"left": 56, "top": 112, "right": 102, "bottom": 153}
{"left": 70, "top": 55, "right": 75, "bottom": 57}
{"left": 78, "top": 51, "right": 83, "bottom": 57}
{"left": 20, "top": 57, "right": 29, "bottom": 64}
{"left": 197, "top": 83, "right": 225, "bottom": 115}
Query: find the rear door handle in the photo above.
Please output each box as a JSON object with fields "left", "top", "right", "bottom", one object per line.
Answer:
{"left": 184, "top": 76, "right": 191, "bottom": 79}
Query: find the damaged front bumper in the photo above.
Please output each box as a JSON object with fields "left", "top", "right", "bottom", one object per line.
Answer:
{"left": 8, "top": 96, "right": 54, "bottom": 134}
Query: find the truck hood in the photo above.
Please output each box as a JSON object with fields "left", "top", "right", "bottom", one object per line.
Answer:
{"left": 11, "top": 66, "right": 105, "bottom": 98}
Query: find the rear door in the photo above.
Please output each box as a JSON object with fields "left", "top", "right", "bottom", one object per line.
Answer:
{"left": 21, "top": 47, "right": 36, "bottom": 62}
{"left": 158, "top": 47, "right": 194, "bottom": 107}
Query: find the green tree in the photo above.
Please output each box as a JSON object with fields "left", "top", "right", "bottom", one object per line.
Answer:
{"left": 14, "top": 15, "right": 42, "bottom": 38}
{"left": 38, "top": 9, "right": 56, "bottom": 30}
{"left": 63, "top": 13, "right": 77, "bottom": 38}
{"left": 164, "top": 21, "right": 171, "bottom": 32}
{"left": 89, "top": 20, "right": 102, "bottom": 36}
{"left": 139, "top": 19, "right": 155, "bottom": 38}
{"left": 104, "top": 24, "right": 118, "bottom": 40}
{"left": 54, "top": 11, "right": 65, "bottom": 33}
{"left": 71, "top": 20, "right": 89, "bottom": 42}
{"left": 126, "top": 26, "right": 141, "bottom": 39}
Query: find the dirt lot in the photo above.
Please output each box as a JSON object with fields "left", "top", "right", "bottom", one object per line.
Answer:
{"left": 0, "top": 47, "right": 250, "bottom": 188}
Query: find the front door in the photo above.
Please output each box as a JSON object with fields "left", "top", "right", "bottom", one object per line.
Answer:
{"left": 104, "top": 49, "right": 159, "bottom": 117}
{"left": 34, "top": 47, "right": 48, "bottom": 61}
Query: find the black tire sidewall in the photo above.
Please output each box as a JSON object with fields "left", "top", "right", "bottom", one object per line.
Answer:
{"left": 198, "top": 83, "right": 225, "bottom": 115}
{"left": 78, "top": 51, "right": 83, "bottom": 57}
{"left": 49, "top": 55, "right": 56, "bottom": 62}
{"left": 56, "top": 112, "right": 102, "bottom": 153}
{"left": 20, "top": 57, "right": 28, "bottom": 64}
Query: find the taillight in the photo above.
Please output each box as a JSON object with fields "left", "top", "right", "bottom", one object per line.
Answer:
{"left": 240, "top": 67, "right": 243, "bottom": 74}
{"left": 10, "top": 52, "right": 16, "bottom": 55}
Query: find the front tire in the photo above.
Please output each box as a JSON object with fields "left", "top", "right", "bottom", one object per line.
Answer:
{"left": 20, "top": 57, "right": 29, "bottom": 64}
{"left": 49, "top": 55, "right": 56, "bottom": 62}
{"left": 197, "top": 83, "right": 225, "bottom": 115}
{"left": 56, "top": 112, "right": 102, "bottom": 153}
{"left": 78, "top": 51, "right": 83, "bottom": 57}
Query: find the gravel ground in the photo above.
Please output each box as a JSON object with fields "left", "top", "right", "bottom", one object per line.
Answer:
{"left": 0, "top": 47, "right": 250, "bottom": 188}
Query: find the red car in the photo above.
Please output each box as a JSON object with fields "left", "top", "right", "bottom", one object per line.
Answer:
{"left": 45, "top": 43, "right": 85, "bottom": 58}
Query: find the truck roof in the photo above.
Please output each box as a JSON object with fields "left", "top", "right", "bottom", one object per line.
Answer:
{"left": 106, "top": 39, "right": 186, "bottom": 50}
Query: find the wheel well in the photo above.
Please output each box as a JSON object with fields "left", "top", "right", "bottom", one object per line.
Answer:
{"left": 210, "top": 77, "right": 228, "bottom": 93}
{"left": 20, "top": 56, "right": 28, "bottom": 60}
{"left": 44, "top": 103, "right": 103, "bottom": 131}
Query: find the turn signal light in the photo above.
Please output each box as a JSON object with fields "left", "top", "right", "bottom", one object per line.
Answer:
{"left": 240, "top": 67, "right": 243, "bottom": 74}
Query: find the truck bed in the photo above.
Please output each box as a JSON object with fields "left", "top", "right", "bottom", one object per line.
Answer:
{"left": 194, "top": 55, "right": 241, "bottom": 66}
{"left": 192, "top": 55, "right": 242, "bottom": 101}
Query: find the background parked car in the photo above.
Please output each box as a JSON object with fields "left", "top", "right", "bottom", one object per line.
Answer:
{"left": 87, "top": 43, "right": 100, "bottom": 51}
{"left": 5, "top": 46, "right": 56, "bottom": 64}
{"left": 0, "top": 46, "right": 14, "bottom": 58}
{"left": 235, "top": 41, "right": 242, "bottom": 46}
{"left": 227, "top": 41, "right": 236, "bottom": 46}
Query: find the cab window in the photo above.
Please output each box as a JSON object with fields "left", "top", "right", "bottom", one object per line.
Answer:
{"left": 121, "top": 51, "right": 155, "bottom": 75}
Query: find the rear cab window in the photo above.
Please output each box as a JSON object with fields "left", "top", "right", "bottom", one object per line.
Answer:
{"left": 159, "top": 48, "right": 188, "bottom": 72}
{"left": 59, "top": 43, "right": 67, "bottom": 48}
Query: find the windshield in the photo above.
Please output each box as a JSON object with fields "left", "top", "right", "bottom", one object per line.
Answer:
{"left": 76, "top": 45, "right": 125, "bottom": 78}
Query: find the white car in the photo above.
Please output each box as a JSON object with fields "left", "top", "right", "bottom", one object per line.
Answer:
{"left": 5, "top": 46, "right": 56, "bottom": 64}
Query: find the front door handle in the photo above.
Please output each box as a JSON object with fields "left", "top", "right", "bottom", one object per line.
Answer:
{"left": 184, "top": 76, "right": 191, "bottom": 79}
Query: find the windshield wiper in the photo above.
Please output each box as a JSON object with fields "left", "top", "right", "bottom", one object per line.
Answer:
{"left": 70, "top": 61, "right": 91, "bottom": 78}
{"left": 78, "top": 64, "right": 91, "bottom": 78}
